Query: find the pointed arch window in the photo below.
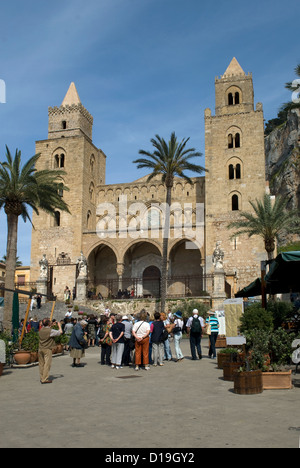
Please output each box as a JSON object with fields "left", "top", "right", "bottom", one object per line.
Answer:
{"left": 54, "top": 153, "right": 65, "bottom": 168}
{"left": 232, "top": 194, "right": 239, "bottom": 211}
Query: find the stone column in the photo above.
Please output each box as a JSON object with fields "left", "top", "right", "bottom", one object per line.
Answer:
{"left": 211, "top": 241, "right": 227, "bottom": 309}
{"left": 76, "top": 277, "right": 88, "bottom": 302}
{"left": 212, "top": 269, "right": 227, "bottom": 310}
{"left": 36, "top": 279, "right": 48, "bottom": 304}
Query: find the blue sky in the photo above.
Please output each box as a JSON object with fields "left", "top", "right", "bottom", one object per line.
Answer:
{"left": 0, "top": 0, "right": 299, "bottom": 265}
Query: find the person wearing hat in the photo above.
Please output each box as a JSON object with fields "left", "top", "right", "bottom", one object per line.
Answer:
{"left": 186, "top": 309, "right": 205, "bottom": 360}
{"left": 206, "top": 310, "right": 219, "bottom": 359}
{"left": 69, "top": 319, "right": 88, "bottom": 368}
{"left": 173, "top": 311, "right": 184, "bottom": 362}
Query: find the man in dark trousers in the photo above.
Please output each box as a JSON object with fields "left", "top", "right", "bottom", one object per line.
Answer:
{"left": 186, "top": 309, "right": 205, "bottom": 360}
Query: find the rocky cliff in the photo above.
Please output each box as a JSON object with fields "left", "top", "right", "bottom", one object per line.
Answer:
{"left": 265, "top": 109, "right": 300, "bottom": 213}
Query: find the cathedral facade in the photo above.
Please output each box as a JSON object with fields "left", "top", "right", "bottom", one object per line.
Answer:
{"left": 30, "top": 58, "right": 267, "bottom": 302}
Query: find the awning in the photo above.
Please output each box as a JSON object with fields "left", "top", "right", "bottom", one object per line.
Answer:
{"left": 265, "top": 251, "right": 300, "bottom": 294}
{"left": 235, "top": 278, "right": 269, "bottom": 298}
{"left": 235, "top": 251, "right": 300, "bottom": 297}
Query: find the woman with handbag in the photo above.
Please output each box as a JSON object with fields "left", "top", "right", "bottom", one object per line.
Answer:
{"left": 206, "top": 310, "right": 219, "bottom": 359}
{"left": 172, "top": 311, "right": 184, "bottom": 362}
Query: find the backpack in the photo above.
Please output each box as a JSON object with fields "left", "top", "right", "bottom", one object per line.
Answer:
{"left": 191, "top": 317, "right": 202, "bottom": 334}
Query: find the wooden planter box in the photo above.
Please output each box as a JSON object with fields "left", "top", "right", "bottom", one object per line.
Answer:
{"left": 233, "top": 370, "right": 263, "bottom": 395}
{"left": 262, "top": 370, "right": 292, "bottom": 390}
{"left": 223, "top": 361, "right": 242, "bottom": 381}
{"left": 216, "top": 336, "right": 227, "bottom": 348}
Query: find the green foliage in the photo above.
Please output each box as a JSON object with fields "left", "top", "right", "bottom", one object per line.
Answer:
{"left": 240, "top": 303, "right": 273, "bottom": 333}
{"left": 244, "top": 328, "right": 295, "bottom": 370}
{"left": 267, "top": 301, "right": 294, "bottom": 330}
{"left": 264, "top": 109, "right": 288, "bottom": 136}
{"left": 21, "top": 329, "right": 39, "bottom": 352}
{"left": 0, "top": 146, "right": 70, "bottom": 223}
{"left": 241, "top": 301, "right": 295, "bottom": 333}
{"left": 227, "top": 193, "right": 300, "bottom": 260}
{"left": 0, "top": 331, "right": 14, "bottom": 363}
{"left": 170, "top": 300, "right": 209, "bottom": 320}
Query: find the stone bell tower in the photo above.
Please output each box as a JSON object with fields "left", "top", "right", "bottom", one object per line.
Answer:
{"left": 204, "top": 58, "right": 267, "bottom": 293}
{"left": 30, "top": 83, "right": 106, "bottom": 300}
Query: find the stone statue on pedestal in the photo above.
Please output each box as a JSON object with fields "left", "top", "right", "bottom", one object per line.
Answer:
{"left": 39, "top": 254, "right": 48, "bottom": 279}
{"left": 212, "top": 241, "right": 224, "bottom": 270}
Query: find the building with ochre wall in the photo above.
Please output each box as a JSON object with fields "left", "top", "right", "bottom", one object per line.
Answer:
{"left": 30, "top": 58, "right": 267, "bottom": 301}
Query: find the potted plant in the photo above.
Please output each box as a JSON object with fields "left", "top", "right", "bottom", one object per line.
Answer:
{"left": 221, "top": 348, "right": 245, "bottom": 381}
{"left": 54, "top": 333, "right": 69, "bottom": 354}
{"left": 243, "top": 329, "right": 294, "bottom": 390}
{"left": 21, "top": 329, "right": 40, "bottom": 363}
{"left": 233, "top": 364, "right": 264, "bottom": 395}
{"left": 261, "top": 329, "right": 294, "bottom": 389}
{"left": 218, "top": 347, "right": 244, "bottom": 370}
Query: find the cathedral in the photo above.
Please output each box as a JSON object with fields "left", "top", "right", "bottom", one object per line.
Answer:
{"left": 30, "top": 58, "right": 267, "bottom": 302}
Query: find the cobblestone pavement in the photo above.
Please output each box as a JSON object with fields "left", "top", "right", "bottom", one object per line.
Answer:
{"left": 1, "top": 338, "right": 299, "bottom": 449}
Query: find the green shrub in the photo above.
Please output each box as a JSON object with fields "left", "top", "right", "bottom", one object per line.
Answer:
{"left": 240, "top": 303, "right": 273, "bottom": 333}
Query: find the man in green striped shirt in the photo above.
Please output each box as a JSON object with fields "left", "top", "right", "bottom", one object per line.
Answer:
{"left": 206, "top": 311, "right": 219, "bottom": 359}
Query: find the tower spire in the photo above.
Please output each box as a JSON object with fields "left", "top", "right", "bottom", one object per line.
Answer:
{"left": 61, "top": 82, "right": 81, "bottom": 106}
{"left": 223, "top": 57, "right": 245, "bottom": 78}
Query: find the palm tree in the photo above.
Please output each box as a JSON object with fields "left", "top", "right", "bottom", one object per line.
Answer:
{"left": 133, "top": 132, "right": 206, "bottom": 312}
{"left": 227, "top": 193, "right": 300, "bottom": 261}
{"left": 280, "top": 63, "right": 300, "bottom": 113}
{"left": 0, "top": 255, "right": 23, "bottom": 267}
{"left": 0, "top": 146, "right": 70, "bottom": 331}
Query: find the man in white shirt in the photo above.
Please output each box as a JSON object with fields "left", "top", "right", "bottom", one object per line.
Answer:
{"left": 186, "top": 309, "right": 205, "bottom": 360}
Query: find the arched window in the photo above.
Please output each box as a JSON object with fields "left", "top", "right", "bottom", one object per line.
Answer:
{"left": 90, "top": 154, "right": 95, "bottom": 173}
{"left": 87, "top": 210, "right": 92, "bottom": 229}
{"left": 54, "top": 211, "right": 61, "bottom": 227}
{"left": 54, "top": 153, "right": 65, "bottom": 168}
{"left": 232, "top": 195, "right": 239, "bottom": 211}
{"left": 227, "top": 129, "right": 242, "bottom": 149}
{"left": 62, "top": 120, "right": 67, "bottom": 129}
{"left": 236, "top": 164, "right": 241, "bottom": 179}
{"left": 227, "top": 87, "right": 242, "bottom": 106}
{"left": 229, "top": 164, "right": 235, "bottom": 180}
{"left": 89, "top": 182, "right": 95, "bottom": 203}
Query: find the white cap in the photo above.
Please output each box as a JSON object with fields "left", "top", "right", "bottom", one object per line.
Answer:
{"left": 192, "top": 309, "right": 199, "bottom": 314}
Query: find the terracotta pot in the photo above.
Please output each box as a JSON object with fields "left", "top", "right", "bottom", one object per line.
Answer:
{"left": 30, "top": 352, "right": 39, "bottom": 363}
{"left": 262, "top": 370, "right": 292, "bottom": 390}
{"left": 14, "top": 351, "right": 31, "bottom": 365}
{"left": 233, "top": 370, "right": 263, "bottom": 395}
{"left": 56, "top": 344, "right": 63, "bottom": 354}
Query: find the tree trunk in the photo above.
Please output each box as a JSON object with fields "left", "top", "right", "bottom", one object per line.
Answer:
{"left": 3, "top": 213, "right": 19, "bottom": 332}
{"left": 160, "top": 185, "right": 172, "bottom": 313}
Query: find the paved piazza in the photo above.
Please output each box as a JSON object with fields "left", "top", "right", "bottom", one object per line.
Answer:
{"left": 0, "top": 338, "right": 299, "bottom": 449}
